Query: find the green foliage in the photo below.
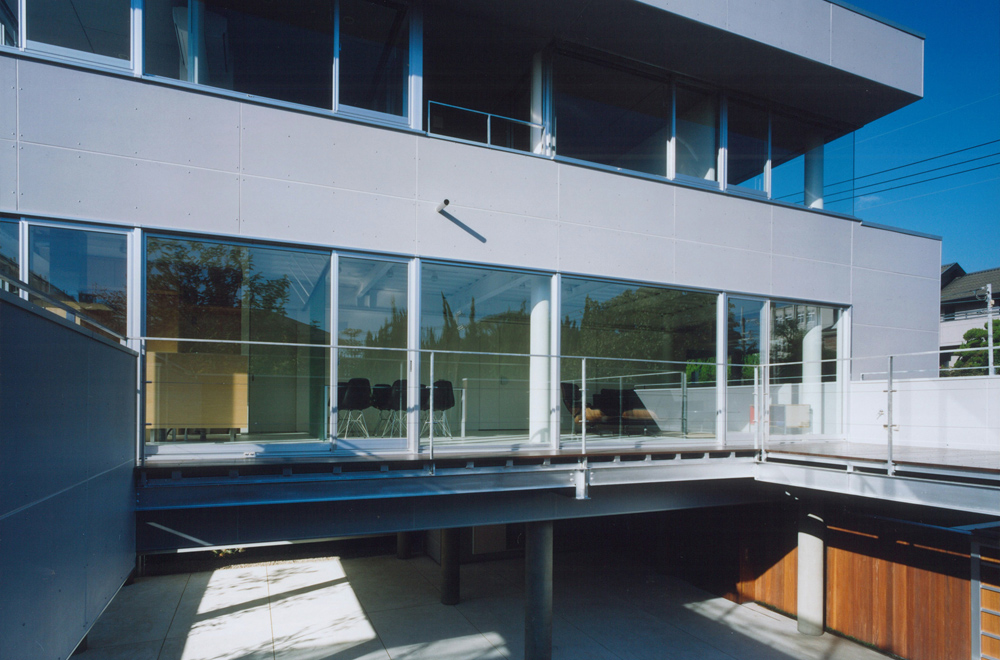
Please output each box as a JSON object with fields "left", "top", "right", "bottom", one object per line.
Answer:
{"left": 948, "top": 318, "right": 1000, "bottom": 376}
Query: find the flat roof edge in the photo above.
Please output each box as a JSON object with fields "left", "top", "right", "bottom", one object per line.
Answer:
{"left": 859, "top": 220, "right": 942, "bottom": 242}
{"left": 826, "top": 1, "right": 926, "bottom": 39}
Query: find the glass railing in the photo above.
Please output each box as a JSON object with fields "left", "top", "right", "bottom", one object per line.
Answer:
{"left": 137, "top": 336, "right": 999, "bottom": 475}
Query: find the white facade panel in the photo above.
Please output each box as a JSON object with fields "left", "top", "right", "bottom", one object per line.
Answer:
{"left": 19, "top": 144, "right": 240, "bottom": 232}
{"left": 417, "top": 202, "right": 558, "bottom": 270}
{"left": 17, "top": 61, "right": 241, "bottom": 173}
{"left": 853, "top": 223, "right": 941, "bottom": 277}
{"left": 674, "top": 187, "right": 771, "bottom": 253}
{"left": 417, "top": 139, "right": 559, "bottom": 220}
{"left": 851, "top": 325, "right": 939, "bottom": 367}
{"left": 851, "top": 267, "right": 939, "bottom": 333}
{"left": 771, "top": 205, "right": 853, "bottom": 265}
{"left": 558, "top": 223, "right": 674, "bottom": 284}
{"left": 0, "top": 57, "right": 15, "bottom": 141}
{"left": 643, "top": 0, "right": 728, "bottom": 29}
{"left": 726, "top": 0, "right": 831, "bottom": 64}
{"left": 240, "top": 105, "right": 419, "bottom": 198}
{"left": 557, "top": 164, "right": 675, "bottom": 238}
{"left": 0, "top": 139, "right": 15, "bottom": 212}
{"left": 240, "top": 176, "right": 417, "bottom": 254}
{"left": 673, "top": 241, "right": 770, "bottom": 294}
{"left": 771, "top": 254, "right": 851, "bottom": 303}
{"left": 830, "top": 4, "right": 923, "bottom": 97}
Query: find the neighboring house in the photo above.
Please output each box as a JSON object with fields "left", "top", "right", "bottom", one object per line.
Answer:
{"left": 2, "top": 3, "right": 997, "bottom": 660}
{"left": 940, "top": 262, "right": 1000, "bottom": 366}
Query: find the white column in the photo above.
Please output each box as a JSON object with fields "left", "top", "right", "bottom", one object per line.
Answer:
{"left": 716, "top": 293, "right": 727, "bottom": 445}
{"left": 804, "top": 142, "right": 824, "bottom": 209}
{"left": 529, "top": 279, "right": 551, "bottom": 444}
{"left": 797, "top": 503, "right": 826, "bottom": 636}
{"left": 802, "top": 308, "right": 822, "bottom": 434}
{"left": 530, "top": 52, "right": 546, "bottom": 155}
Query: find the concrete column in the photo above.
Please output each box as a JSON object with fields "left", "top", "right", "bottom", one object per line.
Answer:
{"left": 802, "top": 307, "right": 822, "bottom": 434}
{"left": 396, "top": 531, "right": 412, "bottom": 560}
{"left": 529, "top": 279, "right": 551, "bottom": 444}
{"left": 441, "top": 528, "right": 460, "bottom": 605}
{"left": 525, "top": 520, "right": 553, "bottom": 660}
{"left": 804, "top": 142, "right": 824, "bottom": 209}
{"left": 531, "top": 52, "right": 546, "bottom": 154}
{"left": 797, "top": 503, "right": 826, "bottom": 636}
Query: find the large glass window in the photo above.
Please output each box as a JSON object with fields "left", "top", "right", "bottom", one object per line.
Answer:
{"left": 26, "top": 0, "right": 130, "bottom": 63}
{"left": 337, "top": 256, "right": 408, "bottom": 442}
{"left": 144, "top": 0, "right": 335, "bottom": 110}
{"left": 339, "top": 0, "right": 410, "bottom": 117}
{"left": 0, "top": 219, "right": 18, "bottom": 284}
{"left": 0, "top": 0, "right": 16, "bottom": 46}
{"left": 675, "top": 85, "right": 719, "bottom": 182}
{"left": 769, "top": 302, "right": 842, "bottom": 436}
{"left": 421, "top": 263, "right": 551, "bottom": 446}
{"left": 561, "top": 279, "right": 716, "bottom": 441}
{"left": 727, "top": 99, "right": 768, "bottom": 193}
{"left": 145, "top": 236, "right": 331, "bottom": 446}
{"left": 726, "top": 298, "right": 764, "bottom": 438}
{"left": 28, "top": 225, "right": 127, "bottom": 335}
{"left": 554, "top": 53, "right": 671, "bottom": 176}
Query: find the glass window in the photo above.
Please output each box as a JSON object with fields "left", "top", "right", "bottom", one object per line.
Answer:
{"left": 0, "top": 219, "right": 18, "bottom": 284}
{"left": 145, "top": 236, "right": 331, "bottom": 446}
{"left": 144, "top": 0, "right": 335, "bottom": 110}
{"left": 0, "top": 0, "right": 17, "bottom": 47}
{"left": 769, "top": 302, "right": 842, "bottom": 436}
{"left": 421, "top": 263, "right": 551, "bottom": 445}
{"left": 554, "top": 53, "right": 671, "bottom": 176}
{"left": 27, "top": 0, "right": 130, "bottom": 62}
{"left": 337, "top": 256, "right": 408, "bottom": 441}
{"left": 823, "top": 133, "right": 856, "bottom": 216}
{"left": 28, "top": 225, "right": 127, "bottom": 335}
{"left": 675, "top": 85, "right": 718, "bottom": 182}
{"left": 726, "top": 298, "right": 764, "bottom": 437}
{"left": 339, "top": 0, "right": 410, "bottom": 117}
{"left": 561, "top": 278, "right": 716, "bottom": 440}
{"left": 727, "top": 99, "right": 768, "bottom": 193}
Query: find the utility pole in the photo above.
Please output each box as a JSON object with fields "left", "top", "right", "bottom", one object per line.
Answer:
{"left": 980, "top": 284, "right": 995, "bottom": 376}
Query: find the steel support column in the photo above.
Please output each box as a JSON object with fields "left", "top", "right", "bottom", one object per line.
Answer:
{"left": 441, "top": 528, "right": 461, "bottom": 605}
{"left": 525, "top": 519, "right": 554, "bottom": 660}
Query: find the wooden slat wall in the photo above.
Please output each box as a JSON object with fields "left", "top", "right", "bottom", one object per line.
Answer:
{"left": 735, "top": 507, "right": 974, "bottom": 660}
{"left": 982, "top": 546, "right": 1000, "bottom": 660}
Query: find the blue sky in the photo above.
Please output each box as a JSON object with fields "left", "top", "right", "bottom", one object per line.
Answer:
{"left": 846, "top": 0, "right": 1000, "bottom": 273}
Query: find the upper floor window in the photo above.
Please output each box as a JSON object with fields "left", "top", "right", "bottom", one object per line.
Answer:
{"left": 338, "top": 0, "right": 410, "bottom": 118}
{"left": 143, "top": 0, "right": 414, "bottom": 122}
{"left": 25, "top": 0, "right": 131, "bottom": 66}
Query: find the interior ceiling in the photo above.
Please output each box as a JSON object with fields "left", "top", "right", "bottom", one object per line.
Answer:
{"left": 432, "top": 0, "right": 921, "bottom": 133}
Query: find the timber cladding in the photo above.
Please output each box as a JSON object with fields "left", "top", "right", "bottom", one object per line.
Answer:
{"left": 735, "top": 505, "right": 978, "bottom": 660}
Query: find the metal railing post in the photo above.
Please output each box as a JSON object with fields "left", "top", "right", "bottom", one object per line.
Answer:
{"left": 681, "top": 371, "right": 688, "bottom": 437}
{"left": 886, "top": 356, "right": 895, "bottom": 476}
{"left": 461, "top": 378, "right": 467, "bottom": 438}
{"left": 580, "top": 358, "right": 587, "bottom": 455}
{"left": 486, "top": 113, "right": 492, "bottom": 146}
{"left": 429, "top": 351, "right": 435, "bottom": 460}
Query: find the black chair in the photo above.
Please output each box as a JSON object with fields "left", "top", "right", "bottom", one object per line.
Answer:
{"left": 339, "top": 378, "right": 372, "bottom": 438}
{"left": 421, "top": 380, "right": 455, "bottom": 437}
{"left": 383, "top": 379, "right": 407, "bottom": 437}
{"left": 371, "top": 383, "right": 392, "bottom": 436}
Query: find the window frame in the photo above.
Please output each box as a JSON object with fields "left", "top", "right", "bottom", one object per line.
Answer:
{"left": 21, "top": 0, "right": 136, "bottom": 69}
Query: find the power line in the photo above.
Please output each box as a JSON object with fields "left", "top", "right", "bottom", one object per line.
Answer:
{"left": 824, "top": 160, "right": 1000, "bottom": 205}
{"left": 825, "top": 138, "right": 1000, "bottom": 189}
{"left": 842, "top": 151, "right": 1000, "bottom": 194}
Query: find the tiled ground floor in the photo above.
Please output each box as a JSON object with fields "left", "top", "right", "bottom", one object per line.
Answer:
{"left": 75, "top": 549, "right": 890, "bottom": 660}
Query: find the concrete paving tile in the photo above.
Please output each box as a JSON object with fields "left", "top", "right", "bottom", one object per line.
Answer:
{"left": 166, "top": 567, "right": 272, "bottom": 639}
{"left": 157, "top": 634, "right": 274, "bottom": 660}
{"left": 86, "top": 574, "right": 190, "bottom": 647}
{"left": 343, "top": 567, "right": 441, "bottom": 614}
{"left": 369, "top": 602, "right": 506, "bottom": 660}
{"left": 272, "top": 636, "right": 391, "bottom": 660}
{"left": 73, "top": 639, "right": 163, "bottom": 660}
{"left": 455, "top": 596, "right": 523, "bottom": 658}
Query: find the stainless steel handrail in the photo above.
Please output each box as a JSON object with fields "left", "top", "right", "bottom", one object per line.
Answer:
{"left": 0, "top": 272, "right": 127, "bottom": 344}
